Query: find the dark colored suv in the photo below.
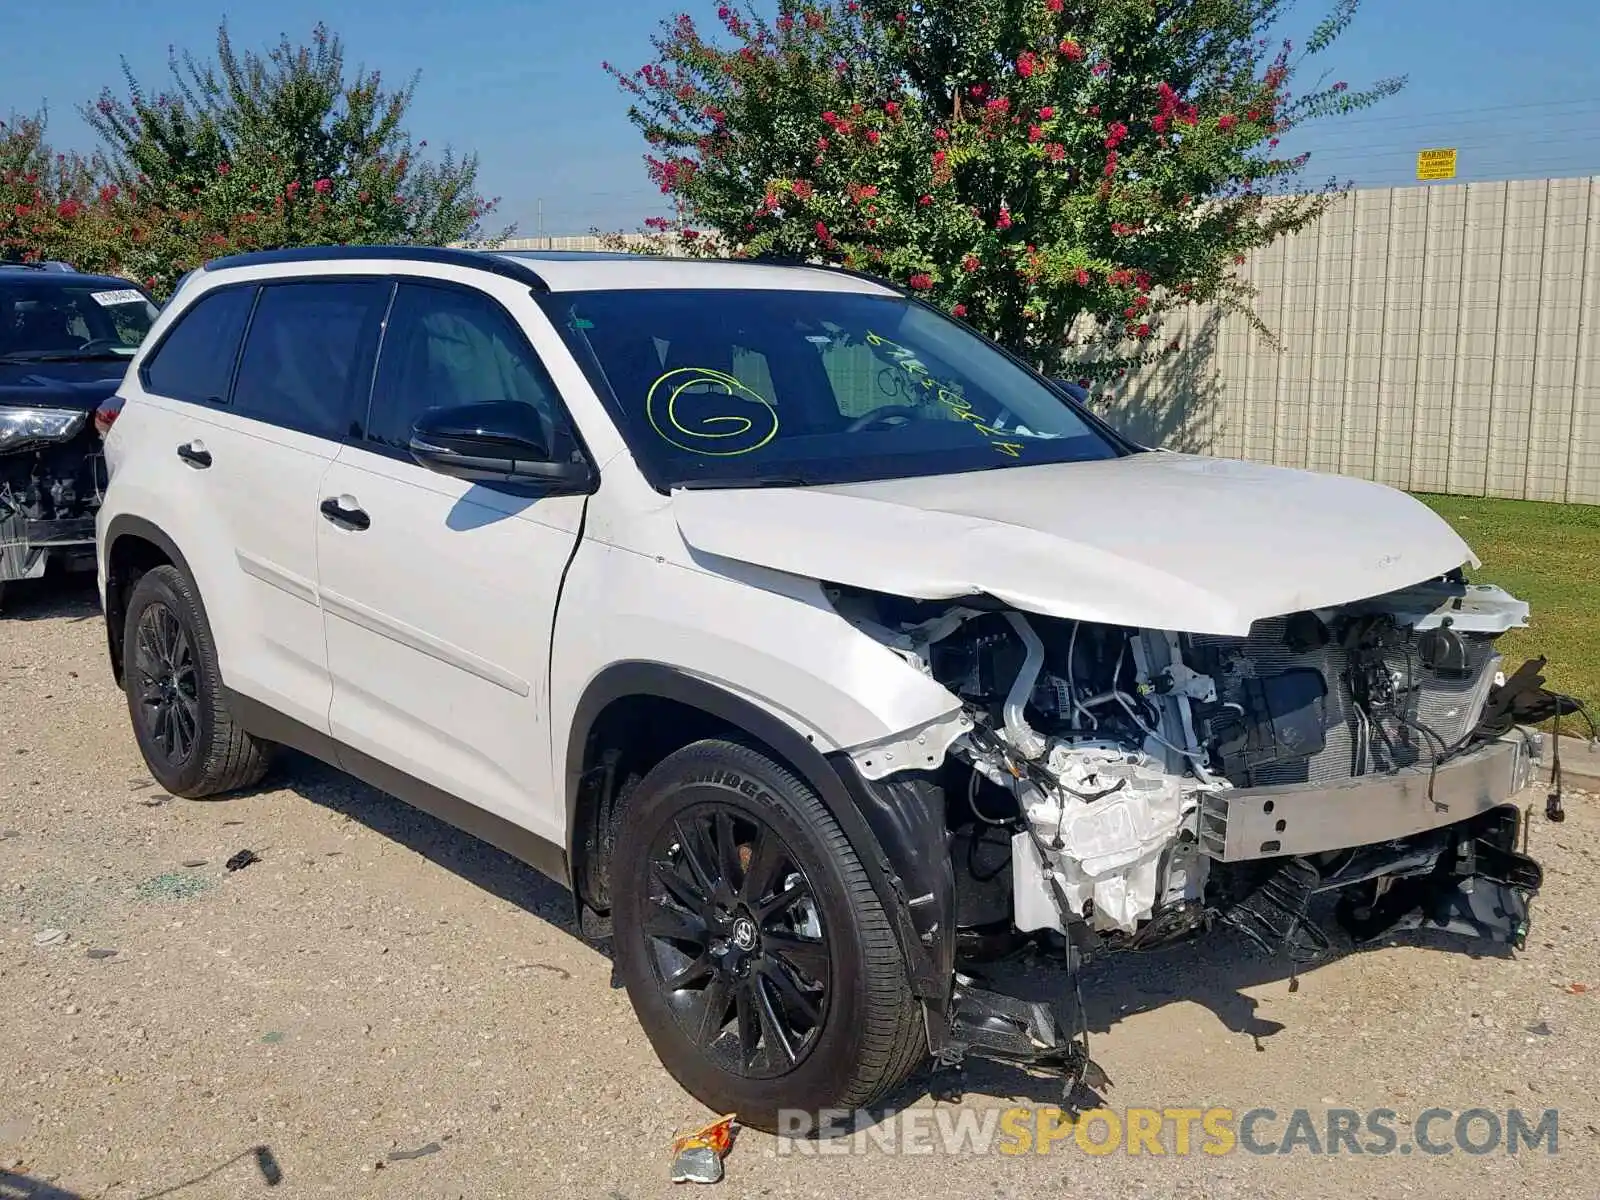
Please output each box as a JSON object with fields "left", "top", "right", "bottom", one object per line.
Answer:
{"left": 0, "top": 263, "right": 158, "bottom": 602}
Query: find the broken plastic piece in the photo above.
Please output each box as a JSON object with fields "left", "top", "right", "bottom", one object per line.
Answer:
{"left": 1219, "top": 858, "right": 1328, "bottom": 962}
{"left": 254, "top": 1145, "right": 283, "bottom": 1186}
{"left": 669, "top": 1114, "right": 736, "bottom": 1185}
{"left": 225, "top": 849, "right": 261, "bottom": 872}
{"left": 386, "top": 1141, "right": 442, "bottom": 1162}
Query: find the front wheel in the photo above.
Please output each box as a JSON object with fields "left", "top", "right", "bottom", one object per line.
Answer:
{"left": 612, "top": 739, "right": 926, "bottom": 1133}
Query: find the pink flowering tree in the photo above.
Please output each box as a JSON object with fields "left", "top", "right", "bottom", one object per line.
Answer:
{"left": 609, "top": 0, "right": 1401, "bottom": 379}
{"left": 77, "top": 22, "right": 505, "bottom": 293}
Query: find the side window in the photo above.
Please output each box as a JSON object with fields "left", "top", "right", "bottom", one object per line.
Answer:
{"left": 365, "top": 282, "right": 569, "bottom": 453}
{"left": 231, "top": 280, "right": 392, "bottom": 440}
{"left": 141, "top": 287, "right": 256, "bottom": 404}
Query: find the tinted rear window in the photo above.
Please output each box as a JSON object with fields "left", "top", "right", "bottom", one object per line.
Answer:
{"left": 141, "top": 286, "right": 256, "bottom": 403}
{"left": 231, "top": 281, "right": 392, "bottom": 439}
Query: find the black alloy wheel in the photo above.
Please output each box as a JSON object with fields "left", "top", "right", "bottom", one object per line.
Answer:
{"left": 643, "top": 802, "right": 829, "bottom": 1078}
{"left": 612, "top": 739, "right": 927, "bottom": 1133}
{"left": 132, "top": 600, "right": 200, "bottom": 766}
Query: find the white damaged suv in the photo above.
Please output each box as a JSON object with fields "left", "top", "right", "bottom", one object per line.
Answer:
{"left": 96, "top": 247, "right": 1557, "bottom": 1130}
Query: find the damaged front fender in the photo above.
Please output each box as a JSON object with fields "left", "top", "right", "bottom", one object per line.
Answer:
{"left": 824, "top": 758, "right": 959, "bottom": 1009}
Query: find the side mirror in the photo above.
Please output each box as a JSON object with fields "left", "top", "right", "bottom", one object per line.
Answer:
{"left": 408, "top": 401, "right": 593, "bottom": 491}
{"left": 1048, "top": 377, "right": 1091, "bottom": 404}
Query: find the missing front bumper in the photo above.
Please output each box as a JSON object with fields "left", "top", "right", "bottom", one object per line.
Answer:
{"left": 1220, "top": 804, "right": 1543, "bottom": 953}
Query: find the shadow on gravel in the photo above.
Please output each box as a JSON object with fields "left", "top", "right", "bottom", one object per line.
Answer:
{"left": 250, "top": 749, "right": 1520, "bottom": 1120}
{"left": 265, "top": 751, "right": 576, "bottom": 933}
{"left": 0, "top": 1171, "right": 84, "bottom": 1199}
{"left": 0, "top": 574, "right": 100, "bottom": 624}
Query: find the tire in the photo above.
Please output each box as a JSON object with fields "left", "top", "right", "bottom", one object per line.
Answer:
{"left": 122, "top": 564, "right": 273, "bottom": 798}
{"left": 612, "top": 739, "right": 926, "bottom": 1133}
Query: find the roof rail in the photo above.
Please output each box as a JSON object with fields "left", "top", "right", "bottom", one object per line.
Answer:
{"left": 746, "top": 253, "right": 906, "bottom": 294}
{"left": 201, "top": 244, "right": 551, "bottom": 292}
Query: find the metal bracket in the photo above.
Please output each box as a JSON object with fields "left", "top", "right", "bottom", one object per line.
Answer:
{"left": 848, "top": 709, "right": 971, "bottom": 780}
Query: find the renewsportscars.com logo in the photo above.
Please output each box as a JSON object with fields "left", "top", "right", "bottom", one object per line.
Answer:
{"left": 776, "top": 1106, "right": 1560, "bottom": 1158}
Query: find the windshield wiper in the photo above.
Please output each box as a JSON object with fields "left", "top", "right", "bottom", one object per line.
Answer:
{"left": 0, "top": 350, "right": 133, "bottom": 364}
{"left": 676, "top": 472, "right": 828, "bottom": 490}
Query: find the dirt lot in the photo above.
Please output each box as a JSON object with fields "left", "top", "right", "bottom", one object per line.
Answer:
{"left": 3, "top": 578, "right": 1597, "bottom": 1199}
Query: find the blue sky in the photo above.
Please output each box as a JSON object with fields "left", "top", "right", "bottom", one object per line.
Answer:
{"left": 7, "top": 0, "right": 1599, "bottom": 235}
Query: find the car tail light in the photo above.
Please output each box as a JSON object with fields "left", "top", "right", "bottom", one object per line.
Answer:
{"left": 94, "top": 395, "right": 125, "bottom": 439}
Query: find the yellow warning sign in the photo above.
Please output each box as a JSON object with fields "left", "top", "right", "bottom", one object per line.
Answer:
{"left": 1417, "top": 148, "right": 1457, "bottom": 182}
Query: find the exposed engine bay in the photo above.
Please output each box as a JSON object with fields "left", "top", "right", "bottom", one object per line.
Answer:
{"left": 831, "top": 574, "right": 1585, "bottom": 963}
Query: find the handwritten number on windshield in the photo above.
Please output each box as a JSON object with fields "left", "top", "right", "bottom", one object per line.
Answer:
{"left": 863, "top": 333, "right": 1026, "bottom": 458}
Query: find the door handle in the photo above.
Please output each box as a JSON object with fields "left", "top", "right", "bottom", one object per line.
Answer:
{"left": 320, "top": 495, "right": 371, "bottom": 532}
{"left": 176, "top": 440, "right": 212, "bottom": 468}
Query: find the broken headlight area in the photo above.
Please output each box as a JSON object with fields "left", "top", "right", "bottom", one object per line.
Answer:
{"left": 830, "top": 577, "right": 1583, "bottom": 1090}
{"left": 0, "top": 431, "right": 104, "bottom": 584}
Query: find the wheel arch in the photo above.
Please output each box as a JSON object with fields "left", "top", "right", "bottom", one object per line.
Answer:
{"left": 565, "top": 662, "right": 955, "bottom": 1004}
{"left": 102, "top": 516, "right": 195, "bottom": 686}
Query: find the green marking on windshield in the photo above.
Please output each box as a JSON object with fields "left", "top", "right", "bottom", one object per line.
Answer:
{"left": 865, "top": 331, "right": 1025, "bottom": 458}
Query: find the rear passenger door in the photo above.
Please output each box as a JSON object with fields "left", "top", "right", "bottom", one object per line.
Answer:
{"left": 135, "top": 278, "right": 389, "bottom": 732}
{"left": 316, "top": 278, "right": 587, "bottom": 845}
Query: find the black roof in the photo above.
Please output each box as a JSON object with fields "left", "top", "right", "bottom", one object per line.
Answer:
{"left": 202, "top": 244, "right": 553, "bottom": 291}
{"left": 199, "top": 243, "right": 907, "bottom": 296}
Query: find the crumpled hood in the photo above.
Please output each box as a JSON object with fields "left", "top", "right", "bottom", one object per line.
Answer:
{"left": 671, "top": 453, "right": 1476, "bottom": 636}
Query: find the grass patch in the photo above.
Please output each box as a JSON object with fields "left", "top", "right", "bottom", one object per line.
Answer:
{"left": 1417, "top": 494, "right": 1600, "bottom": 720}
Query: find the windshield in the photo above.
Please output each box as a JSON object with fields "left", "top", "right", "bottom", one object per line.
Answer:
{"left": 540, "top": 288, "right": 1124, "bottom": 489}
{"left": 0, "top": 279, "right": 158, "bottom": 362}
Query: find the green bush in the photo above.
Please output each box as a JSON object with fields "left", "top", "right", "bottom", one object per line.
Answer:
{"left": 3, "top": 23, "right": 503, "bottom": 297}
{"left": 610, "top": 0, "right": 1401, "bottom": 379}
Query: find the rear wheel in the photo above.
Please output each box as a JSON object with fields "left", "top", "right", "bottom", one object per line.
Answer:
{"left": 612, "top": 739, "right": 926, "bottom": 1132}
{"left": 123, "top": 564, "right": 273, "bottom": 798}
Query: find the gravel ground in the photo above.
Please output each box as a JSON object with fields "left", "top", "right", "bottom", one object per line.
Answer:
{"left": 2, "top": 576, "right": 1597, "bottom": 1199}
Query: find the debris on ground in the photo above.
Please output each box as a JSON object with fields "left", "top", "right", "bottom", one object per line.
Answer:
{"left": 31, "top": 928, "right": 67, "bottom": 947}
{"left": 225, "top": 850, "right": 262, "bottom": 872}
{"left": 1567, "top": 983, "right": 1591, "bottom": 995}
{"left": 85, "top": 948, "right": 117, "bottom": 960}
{"left": 134, "top": 872, "right": 209, "bottom": 902}
{"left": 181, "top": 859, "right": 208, "bottom": 868}
{"left": 669, "top": 1114, "right": 737, "bottom": 1185}
{"left": 253, "top": 1145, "right": 283, "bottom": 1186}
{"left": 1527, "top": 1020, "right": 1553, "bottom": 1035}
{"left": 385, "top": 1141, "right": 442, "bottom": 1162}
{"left": 261, "top": 1032, "right": 284, "bottom": 1045}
